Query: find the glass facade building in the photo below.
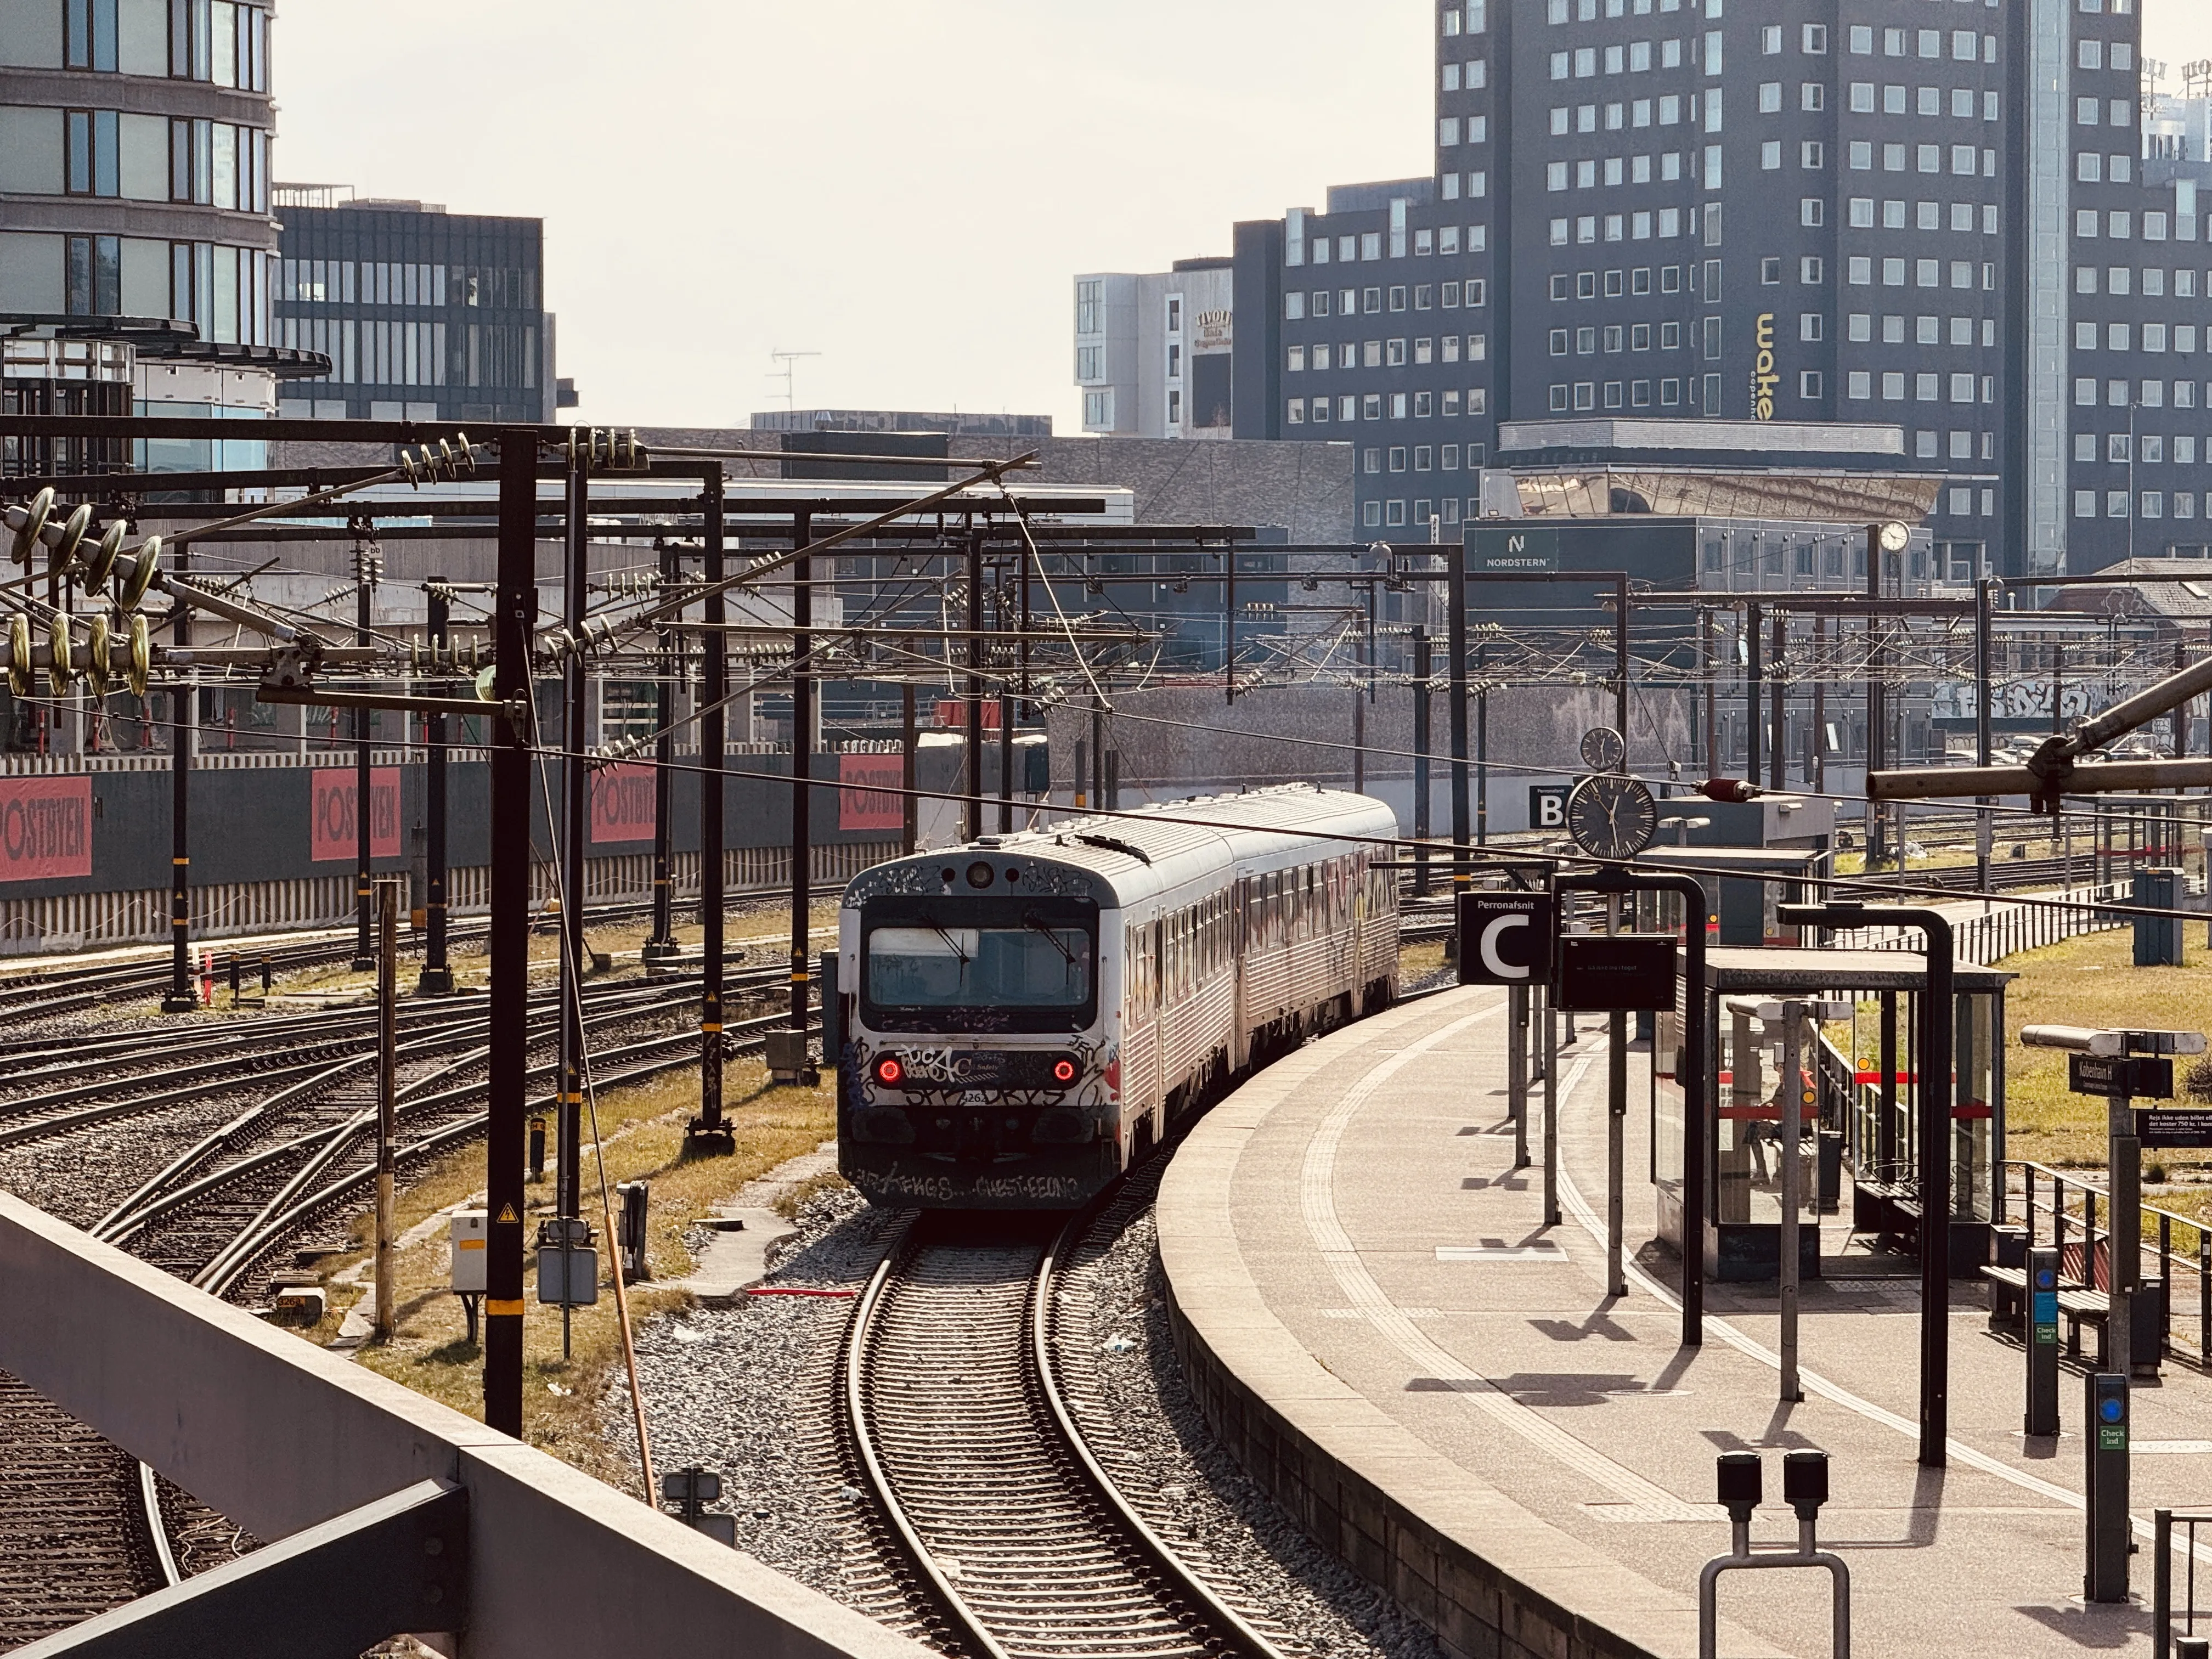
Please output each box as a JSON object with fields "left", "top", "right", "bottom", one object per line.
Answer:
{"left": 272, "top": 191, "right": 554, "bottom": 424}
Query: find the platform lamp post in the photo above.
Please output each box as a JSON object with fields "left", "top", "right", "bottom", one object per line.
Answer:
{"left": 1781, "top": 899, "right": 1953, "bottom": 1466}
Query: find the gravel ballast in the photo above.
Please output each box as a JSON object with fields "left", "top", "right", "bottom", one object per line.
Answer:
{"left": 613, "top": 1168, "right": 1441, "bottom": 1659}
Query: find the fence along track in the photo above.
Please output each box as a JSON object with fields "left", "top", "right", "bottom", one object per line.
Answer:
{"left": 843, "top": 1208, "right": 1291, "bottom": 1659}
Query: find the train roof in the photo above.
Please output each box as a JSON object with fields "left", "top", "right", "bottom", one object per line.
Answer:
{"left": 842, "top": 785, "right": 1398, "bottom": 910}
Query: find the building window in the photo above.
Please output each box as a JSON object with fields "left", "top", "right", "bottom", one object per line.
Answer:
{"left": 1286, "top": 399, "right": 1305, "bottom": 425}
{"left": 65, "top": 234, "right": 121, "bottom": 315}
{"left": 65, "top": 110, "right": 120, "bottom": 198}
{"left": 1083, "top": 390, "right": 1112, "bottom": 427}
{"left": 65, "top": 0, "right": 119, "bottom": 70}
{"left": 1573, "top": 382, "right": 1596, "bottom": 411}
{"left": 1389, "top": 448, "right": 1408, "bottom": 473}
{"left": 1550, "top": 384, "right": 1570, "bottom": 412}
{"left": 1363, "top": 394, "right": 1383, "bottom": 420}
{"left": 1364, "top": 501, "right": 1384, "bottom": 528}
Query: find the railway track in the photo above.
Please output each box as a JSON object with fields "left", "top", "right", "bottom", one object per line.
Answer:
{"left": 839, "top": 1203, "right": 1292, "bottom": 1659}
{"left": 0, "top": 880, "right": 848, "bottom": 1022}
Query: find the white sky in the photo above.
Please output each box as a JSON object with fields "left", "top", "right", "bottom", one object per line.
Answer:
{"left": 274, "top": 1, "right": 2212, "bottom": 435}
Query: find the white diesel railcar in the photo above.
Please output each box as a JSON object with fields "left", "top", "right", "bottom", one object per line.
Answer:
{"left": 832, "top": 785, "right": 1402, "bottom": 1209}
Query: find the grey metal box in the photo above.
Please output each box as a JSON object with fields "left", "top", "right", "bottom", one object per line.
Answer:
{"left": 536, "top": 1245, "right": 599, "bottom": 1307}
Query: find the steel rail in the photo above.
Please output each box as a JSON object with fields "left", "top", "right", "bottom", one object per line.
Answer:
{"left": 191, "top": 1012, "right": 798, "bottom": 1299}
{"left": 1031, "top": 1211, "right": 1293, "bottom": 1659}
{"left": 841, "top": 1204, "right": 1289, "bottom": 1659}
{"left": 841, "top": 1243, "right": 1013, "bottom": 1659}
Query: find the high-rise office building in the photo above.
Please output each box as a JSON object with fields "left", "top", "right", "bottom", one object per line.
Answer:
{"left": 0, "top": 0, "right": 321, "bottom": 472}
{"left": 1080, "top": 0, "right": 2212, "bottom": 575}
{"left": 272, "top": 188, "right": 561, "bottom": 424}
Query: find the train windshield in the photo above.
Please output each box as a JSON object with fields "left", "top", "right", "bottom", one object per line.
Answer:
{"left": 860, "top": 898, "right": 1098, "bottom": 1033}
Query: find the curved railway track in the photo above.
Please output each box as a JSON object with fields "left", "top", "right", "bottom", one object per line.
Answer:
{"left": 0, "top": 941, "right": 809, "bottom": 1643}
{"left": 839, "top": 1203, "right": 1293, "bottom": 1659}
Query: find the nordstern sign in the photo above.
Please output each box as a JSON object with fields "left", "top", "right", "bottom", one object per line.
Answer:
{"left": 0, "top": 776, "right": 92, "bottom": 882}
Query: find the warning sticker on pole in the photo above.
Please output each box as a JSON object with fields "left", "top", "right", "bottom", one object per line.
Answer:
{"left": 590, "top": 763, "right": 656, "bottom": 844}
{"left": 311, "top": 766, "right": 401, "bottom": 862}
{"left": 839, "top": 752, "right": 903, "bottom": 832}
{"left": 0, "top": 775, "right": 92, "bottom": 882}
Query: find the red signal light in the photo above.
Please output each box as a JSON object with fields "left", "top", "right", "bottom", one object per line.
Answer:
{"left": 874, "top": 1057, "right": 905, "bottom": 1087}
{"left": 1051, "top": 1058, "right": 1077, "bottom": 1084}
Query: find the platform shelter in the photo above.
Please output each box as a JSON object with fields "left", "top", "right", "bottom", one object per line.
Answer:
{"left": 1650, "top": 947, "right": 2013, "bottom": 1283}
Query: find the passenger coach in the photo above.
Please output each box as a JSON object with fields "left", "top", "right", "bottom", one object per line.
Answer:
{"left": 830, "top": 785, "right": 1401, "bottom": 1210}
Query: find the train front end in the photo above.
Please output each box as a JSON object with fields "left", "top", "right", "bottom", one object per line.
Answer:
{"left": 834, "top": 848, "right": 1121, "bottom": 1210}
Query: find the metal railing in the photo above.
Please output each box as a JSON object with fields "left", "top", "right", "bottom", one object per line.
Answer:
{"left": 2008, "top": 1159, "right": 2212, "bottom": 1365}
{"left": 2155, "top": 1509, "right": 2212, "bottom": 1658}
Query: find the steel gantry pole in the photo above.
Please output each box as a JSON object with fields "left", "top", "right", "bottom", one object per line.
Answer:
{"left": 1746, "top": 601, "right": 1764, "bottom": 792}
{"left": 997, "top": 563, "right": 1015, "bottom": 833}
{"left": 642, "top": 538, "right": 679, "bottom": 963}
{"left": 1475, "top": 639, "right": 1488, "bottom": 845}
{"left": 690, "top": 469, "right": 729, "bottom": 1148}
{"left": 557, "top": 444, "right": 589, "bottom": 1235}
{"left": 1613, "top": 573, "right": 1630, "bottom": 769}
{"left": 1413, "top": 625, "right": 1432, "bottom": 898}
{"left": 417, "top": 582, "right": 455, "bottom": 995}
{"left": 901, "top": 681, "right": 919, "bottom": 855}
{"left": 965, "top": 528, "right": 985, "bottom": 843}
{"left": 1448, "top": 538, "right": 1470, "bottom": 887}
{"left": 789, "top": 511, "right": 815, "bottom": 1079}
{"left": 161, "top": 540, "right": 196, "bottom": 1013}
{"left": 351, "top": 543, "right": 376, "bottom": 973}
{"left": 1769, "top": 608, "right": 1787, "bottom": 792}
{"left": 1976, "top": 578, "right": 1995, "bottom": 896}
{"left": 484, "top": 428, "right": 538, "bottom": 1439}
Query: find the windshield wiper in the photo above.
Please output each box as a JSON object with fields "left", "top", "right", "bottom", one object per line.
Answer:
{"left": 927, "top": 922, "right": 971, "bottom": 970}
{"left": 1022, "top": 912, "right": 1079, "bottom": 969}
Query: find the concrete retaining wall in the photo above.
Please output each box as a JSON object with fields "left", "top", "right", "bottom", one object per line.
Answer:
{"left": 0, "top": 1192, "right": 929, "bottom": 1659}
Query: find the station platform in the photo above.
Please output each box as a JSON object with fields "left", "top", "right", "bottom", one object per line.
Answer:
{"left": 1159, "top": 986, "right": 2207, "bottom": 1659}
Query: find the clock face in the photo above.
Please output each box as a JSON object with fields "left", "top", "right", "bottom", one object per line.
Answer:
{"left": 1579, "top": 725, "right": 1626, "bottom": 773}
{"left": 1567, "top": 773, "right": 1658, "bottom": 860}
{"left": 1879, "top": 521, "right": 1911, "bottom": 554}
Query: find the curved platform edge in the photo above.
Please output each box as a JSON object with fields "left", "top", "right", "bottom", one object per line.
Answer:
{"left": 1156, "top": 990, "right": 1773, "bottom": 1659}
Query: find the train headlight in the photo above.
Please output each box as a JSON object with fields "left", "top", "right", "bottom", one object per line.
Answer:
{"left": 874, "top": 1056, "right": 906, "bottom": 1087}
{"left": 1050, "top": 1057, "right": 1078, "bottom": 1085}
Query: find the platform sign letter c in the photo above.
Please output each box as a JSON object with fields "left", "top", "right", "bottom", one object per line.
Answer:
{"left": 1480, "top": 914, "right": 1533, "bottom": 981}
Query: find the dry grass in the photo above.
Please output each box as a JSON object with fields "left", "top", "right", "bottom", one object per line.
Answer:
{"left": 1994, "top": 926, "right": 2212, "bottom": 1227}
{"left": 1400, "top": 939, "right": 1449, "bottom": 986}
{"left": 285, "top": 1054, "right": 835, "bottom": 1489}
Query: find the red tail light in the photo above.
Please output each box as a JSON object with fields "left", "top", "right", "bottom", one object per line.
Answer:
{"left": 874, "top": 1056, "right": 905, "bottom": 1087}
{"left": 1051, "top": 1058, "right": 1077, "bottom": 1085}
